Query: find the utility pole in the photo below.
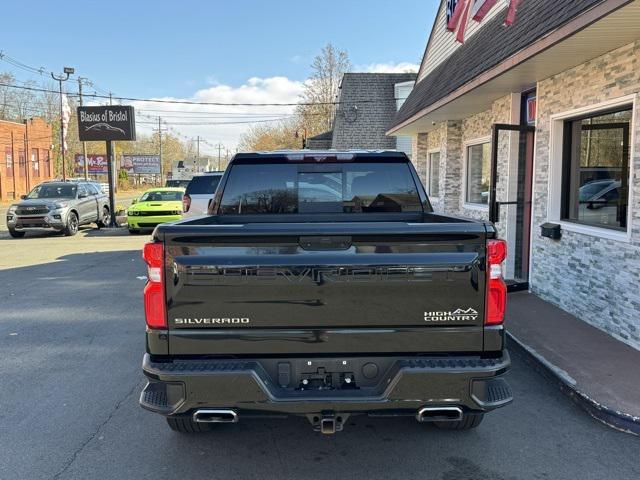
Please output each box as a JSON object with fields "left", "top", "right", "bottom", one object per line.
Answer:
{"left": 51, "top": 66, "right": 74, "bottom": 180}
{"left": 196, "top": 136, "right": 200, "bottom": 171}
{"left": 158, "top": 117, "right": 163, "bottom": 184}
{"left": 108, "top": 92, "right": 117, "bottom": 191}
{"left": 106, "top": 140, "right": 117, "bottom": 227}
{"left": 214, "top": 143, "right": 224, "bottom": 171}
{"left": 78, "top": 77, "right": 89, "bottom": 180}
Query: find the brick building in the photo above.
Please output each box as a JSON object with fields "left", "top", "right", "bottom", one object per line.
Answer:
{"left": 389, "top": 0, "right": 640, "bottom": 349}
{"left": 0, "top": 118, "right": 54, "bottom": 201}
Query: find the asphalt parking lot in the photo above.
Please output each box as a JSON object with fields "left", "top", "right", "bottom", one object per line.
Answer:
{"left": 0, "top": 227, "right": 638, "bottom": 480}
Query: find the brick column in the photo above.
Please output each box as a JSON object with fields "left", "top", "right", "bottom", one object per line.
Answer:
{"left": 439, "top": 121, "right": 462, "bottom": 214}
{"left": 412, "top": 133, "right": 429, "bottom": 186}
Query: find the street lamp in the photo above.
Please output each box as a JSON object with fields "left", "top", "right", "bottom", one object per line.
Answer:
{"left": 51, "top": 66, "right": 74, "bottom": 180}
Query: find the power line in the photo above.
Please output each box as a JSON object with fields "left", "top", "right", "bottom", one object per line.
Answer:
{"left": 136, "top": 110, "right": 298, "bottom": 118}
{"left": 0, "top": 82, "right": 387, "bottom": 107}
{"left": 136, "top": 117, "right": 292, "bottom": 126}
{"left": 0, "top": 51, "right": 47, "bottom": 76}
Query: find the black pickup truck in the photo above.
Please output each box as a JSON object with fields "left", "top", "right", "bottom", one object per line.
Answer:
{"left": 139, "top": 151, "right": 512, "bottom": 434}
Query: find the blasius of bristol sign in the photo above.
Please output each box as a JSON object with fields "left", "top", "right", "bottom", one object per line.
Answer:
{"left": 76, "top": 105, "right": 137, "bottom": 227}
{"left": 77, "top": 105, "right": 136, "bottom": 142}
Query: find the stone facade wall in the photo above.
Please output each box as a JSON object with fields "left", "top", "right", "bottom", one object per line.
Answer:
{"left": 408, "top": 45, "right": 640, "bottom": 350}
{"left": 458, "top": 95, "right": 512, "bottom": 223}
{"left": 413, "top": 133, "right": 429, "bottom": 187}
{"left": 413, "top": 96, "right": 511, "bottom": 235}
{"left": 531, "top": 40, "right": 640, "bottom": 348}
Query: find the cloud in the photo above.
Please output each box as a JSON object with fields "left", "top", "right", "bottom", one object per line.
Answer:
{"left": 358, "top": 61, "right": 420, "bottom": 73}
{"left": 133, "top": 76, "right": 305, "bottom": 151}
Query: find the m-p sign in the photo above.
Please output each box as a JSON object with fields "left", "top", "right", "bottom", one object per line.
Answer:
{"left": 77, "top": 105, "right": 136, "bottom": 142}
{"left": 75, "top": 154, "right": 108, "bottom": 174}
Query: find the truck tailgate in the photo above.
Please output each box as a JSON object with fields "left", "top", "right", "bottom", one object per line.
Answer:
{"left": 161, "top": 222, "right": 488, "bottom": 355}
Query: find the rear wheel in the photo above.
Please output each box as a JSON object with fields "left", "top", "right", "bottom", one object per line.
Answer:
{"left": 433, "top": 412, "right": 484, "bottom": 430}
{"left": 63, "top": 212, "right": 79, "bottom": 236}
{"left": 96, "top": 206, "right": 110, "bottom": 228}
{"left": 8, "top": 228, "right": 25, "bottom": 238}
{"left": 166, "top": 416, "right": 213, "bottom": 433}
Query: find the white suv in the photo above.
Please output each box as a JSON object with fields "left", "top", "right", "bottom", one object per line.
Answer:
{"left": 182, "top": 172, "right": 224, "bottom": 218}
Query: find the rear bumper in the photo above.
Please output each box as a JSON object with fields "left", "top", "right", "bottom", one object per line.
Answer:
{"left": 140, "top": 351, "right": 512, "bottom": 417}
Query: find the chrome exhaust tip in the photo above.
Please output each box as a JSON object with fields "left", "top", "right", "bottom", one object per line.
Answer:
{"left": 416, "top": 406, "right": 463, "bottom": 423}
{"left": 192, "top": 409, "right": 238, "bottom": 423}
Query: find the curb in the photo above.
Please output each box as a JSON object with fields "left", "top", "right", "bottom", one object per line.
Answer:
{"left": 507, "top": 332, "right": 640, "bottom": 436}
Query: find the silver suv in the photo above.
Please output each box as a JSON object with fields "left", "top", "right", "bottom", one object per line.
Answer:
{"left": 6, "top": 181, "right": 111, "bottom": 238}
{"left": 181, "top": 172, "right": 224, "bottom": 218}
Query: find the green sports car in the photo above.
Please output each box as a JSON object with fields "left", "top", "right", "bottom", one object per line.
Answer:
{"left": 127, "top": 187, "right": 184, "bottom": 234}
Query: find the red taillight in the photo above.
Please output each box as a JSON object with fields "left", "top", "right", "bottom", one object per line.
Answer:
{"left": 142, "top": 242, "right": 166, "bottom": 329}
{"left": 485, "top": 239, "right": 507, "bottom": 326}
{"left": 182, "top": 193, "right": 191, "bottom": 213}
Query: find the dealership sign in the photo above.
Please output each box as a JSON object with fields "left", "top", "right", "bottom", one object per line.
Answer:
{"left": 77, "top": 106, "right": 136, "bottom": 142}
{"left": 121, "top": 154, "right": 161, "bottom": 174}
{"left": 447, "top": 0, "right": 520, "bottom": 43}
{"left": 75, "top": 154, "right": 108, "bottom": 174}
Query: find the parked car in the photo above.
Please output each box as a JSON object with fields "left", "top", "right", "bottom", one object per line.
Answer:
{"left": 126, "top": 187, "right": 184, "bottom": 234}
{"left": 181, "top": 171, "right": 224, "bottom": 218}
{"left": 578, "top": 179, "right": 622, "bottom": 225}
{"left": 140, "top": 151, "right": 512, "bottom": 434}
{"left": 6, "top": 181, "right": 111, "bottom": 238}
{"left": 165, "top": 179, "right": 191, "bottom": 189}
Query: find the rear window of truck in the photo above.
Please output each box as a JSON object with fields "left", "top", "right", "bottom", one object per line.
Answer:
{"left": 186, "top": 175, "right": 222, "bottom": 195}
{"left": 219, "top": 163, "right": 423, "bottom": 214}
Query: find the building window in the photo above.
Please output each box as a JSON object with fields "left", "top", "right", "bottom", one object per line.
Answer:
{"left": 43, "top": 150, "right": 51, "bottom": 178}
{"left": 561, "top": 107, "right": 631, "bottom": 231}
{"left": 465, "top": 142, "right": 490, "bottom": 205}
{"left": 31, "top": 148, "right": 39, "bottom": 177}
{"left": 4, "top": 146, "right": 12, "bottom": 178}
{"left": 18, "top": 150, "right": 25, "bottom": 177}
{"left": 427, "top": 151, "right": 440, "bottom": 197}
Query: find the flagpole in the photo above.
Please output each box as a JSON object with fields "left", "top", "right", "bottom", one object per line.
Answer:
{"left": 51, "top": 67, "right": 74, "bottom": 181}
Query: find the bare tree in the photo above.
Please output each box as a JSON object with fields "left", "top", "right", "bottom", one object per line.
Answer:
{"left": 238, "top": 118, "right": 302, "bottom": 152}
{"left": 297, "top": 43, "right": 351, "bottom": 135}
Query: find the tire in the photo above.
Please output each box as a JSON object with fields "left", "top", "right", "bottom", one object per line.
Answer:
{"left": 96, "top": 206, "right": 111, "bottom": 228}
{"left": 8, "top": 228, "right": 25, "bottom": 238}
{"left": 166, "top": 416, "right": 213, "bottom": 433}
{"left": 64, "top": 212, "right": 79, "bottom": 236}
{"left": 433, "top": 412, "right": 484, "bottom": 430}
{"left": 128, "top": 228, "right": 140, "bottom": 235}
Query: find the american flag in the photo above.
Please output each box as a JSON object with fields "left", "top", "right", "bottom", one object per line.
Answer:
{"left": 447, "top": 0, "right": 520, "bottom": 44}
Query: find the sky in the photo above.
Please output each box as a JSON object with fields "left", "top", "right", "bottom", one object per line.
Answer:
{"left": 2, "top": 0, "right": 439, "bottom": 151}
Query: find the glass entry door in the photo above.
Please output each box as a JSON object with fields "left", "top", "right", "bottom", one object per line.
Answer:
{"left": 489, "top": 124, "right": 535, "bottom": 291}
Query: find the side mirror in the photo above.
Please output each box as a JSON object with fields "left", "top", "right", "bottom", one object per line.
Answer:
{"left": 20, "top": 194, "right": 27, "bottom": 200}
{"left": 131, "top": 198, "right": 138, "bottom": 205}
{"left": 78, "top": 192, "right": 88, "bottom": 199}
